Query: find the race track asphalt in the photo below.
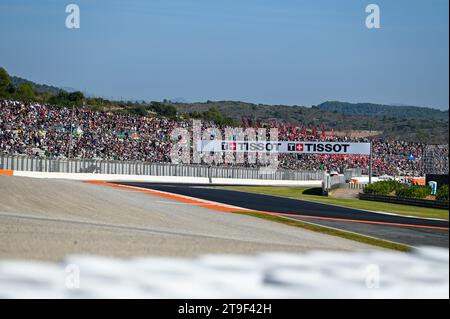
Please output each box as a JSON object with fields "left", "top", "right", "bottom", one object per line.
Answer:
{"left": 114, "top": 182, "right": 449, "bottom": 248}
{"left": 1, "top": 175, "right": 378, "bottom": 261}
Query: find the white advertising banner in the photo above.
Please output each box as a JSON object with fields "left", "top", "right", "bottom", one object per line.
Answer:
{"left": 197, "top": 140, "right": 371, "bottom": 155}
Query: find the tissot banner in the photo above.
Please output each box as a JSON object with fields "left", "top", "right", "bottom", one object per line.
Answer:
{"left": 197, "top": 140, "right": 371, "bottom": 155}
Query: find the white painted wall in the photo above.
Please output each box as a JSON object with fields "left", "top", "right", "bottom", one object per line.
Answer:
{"left": 12, "top": 170, "right": 322, "bottom": 187}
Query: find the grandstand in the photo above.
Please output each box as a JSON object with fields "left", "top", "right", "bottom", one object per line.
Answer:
{"left": 1, "top": 99, "right": 444, "bottom": 177}
{"left": 424, "top": 145, "right": 450, "bottom": 175}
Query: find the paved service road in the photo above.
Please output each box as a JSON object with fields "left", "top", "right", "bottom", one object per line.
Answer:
{"left": 115, "top": 183, "right": 449, "bottom": 248}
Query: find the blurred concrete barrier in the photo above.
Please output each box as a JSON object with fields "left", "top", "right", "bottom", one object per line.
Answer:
{"left": 0, "top": 248, "right": 448, "bottom": 298}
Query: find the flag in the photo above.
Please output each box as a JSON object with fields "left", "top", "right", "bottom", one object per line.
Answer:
{"left": 241, "top": 117, "right": 247, "bottom": 129}
{"left": 54, "top": 126, "right": 65, "bottom": 133}
{"left": 73, "top": 126, "right": 83, "bottom": 137}
{"left": 281, "top": 123, "right": 286, "bottom": 135}
{"left": 300, "top": 125, "right": 306, "bottom": 135}
{"left": 132, "top": 132, "right": 140, "bottom": 140}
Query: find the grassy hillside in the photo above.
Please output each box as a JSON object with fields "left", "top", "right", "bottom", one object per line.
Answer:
{"left": 318, "top": 101, "right": 448, "bottom": 121}
{"left": 10, "top": 76, "right": 63, "bottom": 95}
{"left": 174, "top": 100, "right": 449, "bottom": 144}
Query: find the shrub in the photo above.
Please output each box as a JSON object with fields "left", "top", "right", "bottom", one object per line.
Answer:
{"left": 436, "top": 184, "right": 449, "bottom": 202}
{"left": 363, "top": 180, "right": 403, "bottom": 195}
{"left": 395, "top": 185, "right": 431, "bottom": 199}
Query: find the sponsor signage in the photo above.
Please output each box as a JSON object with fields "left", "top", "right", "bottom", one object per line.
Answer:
{"left": 198, "top": 140, "right": 371, "bottom": 155}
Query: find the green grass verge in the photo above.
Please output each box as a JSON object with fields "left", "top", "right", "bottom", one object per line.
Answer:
{"left": 220, "top": 186, "right": 449, "bottom": 220}
{"left": 234, "top": 211, "right": 410, "bottom": 252}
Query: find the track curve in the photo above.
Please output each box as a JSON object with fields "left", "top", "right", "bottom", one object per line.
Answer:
{"left": 114, "top": 182, "right": 449, "bottom": 247}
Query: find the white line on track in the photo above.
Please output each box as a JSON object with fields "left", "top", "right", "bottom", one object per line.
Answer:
{"left": 155, "top": 201, "right": 218, "bottom": 206}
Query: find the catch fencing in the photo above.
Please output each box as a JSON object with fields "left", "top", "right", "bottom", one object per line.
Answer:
{"left": 0, "top": 155, "right": 324, "bottom": 181}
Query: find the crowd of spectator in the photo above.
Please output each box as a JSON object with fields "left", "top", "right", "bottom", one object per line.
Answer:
{"left": 1, "top": 99, "right": 448, "bottom": 176}
{"left": 424, "top": 145, "right": 450, "bottom": 175}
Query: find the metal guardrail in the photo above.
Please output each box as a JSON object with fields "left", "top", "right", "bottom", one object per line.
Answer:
{"left": 345, "top": 183, "right": 367, "bottom": 190}
{"left": 329, "top": 182, "right": 367, "bottom": 192}
{"left": 359, "top": 193, "right": 449, "bottom": 210}
{"left": 322, "top": 174, "right": 347, "bottom": 195}
{"left": 0, "top": 155, "right": 324, "bottom": 181}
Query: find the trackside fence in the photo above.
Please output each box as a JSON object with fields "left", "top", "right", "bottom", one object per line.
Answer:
{"left": 359, "top": 193, "right": 449, "bottom": 210}
{"left": 0, "top": 155, "right": 324, "bottom": 181}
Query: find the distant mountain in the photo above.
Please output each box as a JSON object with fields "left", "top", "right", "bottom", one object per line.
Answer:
{"left": 317, "top": 101, "right": 448, "bottom": 121}
{"left": 169, "top": 97, "right": 189, "bottom": 103}
{"left": 60, "top": 86, "right": 79, "bottom": 93}
{"left": 173, "top": 100, "right": 449, "bottom": 144}
{"left": 11, "top": 76, "right": 64, "bottom": 95}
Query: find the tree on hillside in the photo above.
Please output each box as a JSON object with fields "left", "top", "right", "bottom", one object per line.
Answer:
{"left": 150, "top": 102, "right": 177, "bottom": 119}
{"left": 67, "top": 91, "right": 85, "bottom": 104}
{"left": 0, "top": 67, "right": 11, "bottom": 96}
{"left": 16, "top": 83, "right": 35, "bottom": 102}
{"left": 48, "top": 91, "right": 84, "bottom": 107}
{"left": 188, "top": 107, "right": 235, "bottom": 126}
{"left": 416, "top": 129, "right": 430, "bottom": 144}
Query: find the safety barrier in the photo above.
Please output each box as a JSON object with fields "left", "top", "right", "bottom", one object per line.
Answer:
{"left": 0, "top": 155, "right": 324, "bottom": 181}
{"left": 359, "top": 193, "right": 449, "bottom": 210}
{"left": 346, "top": 183, "right": 367, "bottom": 190}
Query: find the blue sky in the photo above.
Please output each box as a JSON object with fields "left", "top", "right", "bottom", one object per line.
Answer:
{"left": 0, "top": 0, "right": 448, "bottom": 109}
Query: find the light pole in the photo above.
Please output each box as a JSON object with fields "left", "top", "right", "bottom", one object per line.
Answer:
{"left": 68, "top": 104, "right": 75, "bottom": 159}
{"left": 369, "top": 141, "right": 373, "bottom": 184}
